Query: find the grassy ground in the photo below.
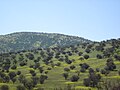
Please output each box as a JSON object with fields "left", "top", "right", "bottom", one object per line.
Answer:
{"left": 0, "top": 42, "right": 120, "bottom": 90}
{"left": 1, "top": 55, "right": 120, "bottom": 90}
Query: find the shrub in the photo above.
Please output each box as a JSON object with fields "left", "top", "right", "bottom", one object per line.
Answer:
{"left": 78, "top": 52, "right": 83, "bottom": 56}
{"left": 19, "top": 62, "right": 27, "bottom": 66}
{"left": 64, "top": 68, "right": 70, "bottom": 72}
{"left": 96, "top": 68, "right": 100, "bottom": 72}
{"left": 55, "top": 62, "right": 61, "bottom": 66}
{"left": 1, "top": 85, "right": 9, "bottom": 90}
{"left": 106, "top": 58, "right": 116, "bottom": 71}
{"left": 83, "top": 78, "right": 91, "bottom": 86}
{"left": 84, "top": 73, "right": 101, "bottom": 87}
{"left": 100, "top": 69, "right": 109, "bottom": 75}
{"left": 31, "top": 72, "right": 36, "bottom": 76}
{"left": 17, "top": 71, "right": 21, "bottom": 75}
{"left": 47, "top": 67, "right": 52, "bottom": 70}
{"left": 31, "top": 76, "right": 39, "bottom": 86}
{"left": 75, "top": 70, "right": 80, "bottom": 76}
{"left": 65, "top": 60, "right": 72, "bottom": 64}
{"left": 26, "top": 53, "right": 34, "bottom": 60}
{"left": 85, "top": 49, "right": 91, "bottom": 53}
{"left": 70, "top": 75, "right": 79, "bottom": 82}
{"left": 8, "top": 71, "right": 16, "bottom": 80}
{"left": 96, "top": 54, "right": 102, "bottom": 59}
{"left": 38, "top": 67, "right": 44, "bottom": 73}
{"left": 114, "top": 54, "right": 120, "bottom": 61}
{"left": 80, "top": 63, "right": 90, "bottom": 69}
{"left": 84, "top": 55, "right": 89, "bottom": 59}
{"left": 40, "top": 75, "right": 48, "bottom": 84}
{"left": 29, "top": 70, "right": 35, "bottom": 74}
{"left": 70, "top": 65, "right": 76, "bottom": 70}
{"left": 25, "top": 81, "right": 34, "bottom": 90}
{"left": 79, "top": 57, "right": 84, "bottom": 60}
{"left": 16, "top": 85, "right": 26, "bottom": 90}
{"left": 89, "top": 68, "right": 94, "bottom": 74}
{"left": 80, "top": 68, "right": 86, "bottom": 73}
{"left": 3, "top": 75, "right": 10, "bottom": 83}
{"left": 63, "top": 73, "right": 68, "bottom": 80}
{"left": 11, "top": 77, "right": 17, "bottom": 83}
{"left": 11, "top": 65, "right": 17, "bottom": 70}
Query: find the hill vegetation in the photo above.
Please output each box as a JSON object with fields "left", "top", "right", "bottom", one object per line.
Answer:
{"left": 0, "top": 36, "right": 120, "bottom": 90}
{"left": 0, "top": 32, "right": 91, "bottom": 53}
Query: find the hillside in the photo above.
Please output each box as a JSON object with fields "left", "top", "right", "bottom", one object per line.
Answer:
{"left": 0, "top": 32, "right": 92, "bottom": 53}
{"left": 0, "top": 38, "right": 120, "bottom": 90}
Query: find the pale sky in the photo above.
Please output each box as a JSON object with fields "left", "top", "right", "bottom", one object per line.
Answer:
{"left": 0, "top": 0, "right": 120, "bottom": 41}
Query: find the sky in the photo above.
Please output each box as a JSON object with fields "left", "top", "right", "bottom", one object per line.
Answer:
{"left": 0, "top": 0, "right": 120, "bottom": 41}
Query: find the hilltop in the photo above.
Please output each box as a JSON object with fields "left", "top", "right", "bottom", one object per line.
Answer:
{"left": 0, "top": 32, "right": 92, "bottom": 53}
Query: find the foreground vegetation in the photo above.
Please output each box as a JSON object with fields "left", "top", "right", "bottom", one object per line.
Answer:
{"left": 0, "top": 38, "right": 120, "bottom": 90}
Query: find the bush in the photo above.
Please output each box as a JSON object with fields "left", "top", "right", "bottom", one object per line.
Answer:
{"left": 8, "top": 71, "right": 16, "bottom": 80}
{"left": 11, "top": 77, "right": 17, "bottom": 83}
{"left": 70, "top": 75, "right": 79, "bottom": 82}
{"left": 31, "top": 72, "right": 36, "bottom": 76}
{"left": 24, "top": 81, "right": 34, "bottom": 90}
{"left": 64, "top": 68, "right": 70, "bottom": 72}
{"left": 96, "top": 54, "right": 102, "bottom": 59}
{"left": 55, "top": 62, "right": 61, "bottom": 66}
{"left": 84, "top": 55, "right": 89, "bottom": 59}
{"left": 47, "top": 67, "right": 52, "bottom": 70}
{"left": 80, "top": 68, "right": 86, "bottom": 73}
{"left": 65, "top": 60, "right": 72, "bottom": 64}
{"left": 11, "top": 65, "right": 17, "bottom": 70}
{"left": 100, "top": 69, "right": 107, "bottom": 74}
{"left": 62, "top": 73, "right": 68, "bottom": 80}
{"left": 89, "top": 68, "right": 94, "bottom": 74}
{"left": 70, "top": 65, "right": 76, "bottom": 70}
{"left": 95, "top": 46, "right": 104, "bottom": 51}
{"left": 114, "top": 54, "right": 120, "bottom": 61}
{"left": 16, "top": 85, "right": 26, "bottom": 90}
{"left": 84, "top": 73, "right": 101, "bottom": 87}
{"left": 78, "top": 52, "right": 83, "bottom": 56}
{"left": 79, "top": 57, "right": 84, "bottom": 60}
{"left": 80, "top": 63, "right": 90, "bottom": 69}
{"left": 83, "top": 78, "right": 91, "bottom": 87}
{"left": 3, "top": 75, "right": 10, "bottom": 83}
{"left": 45, "top": 71, "right": 48, "bottom": 74}
{"left": 29, "top": 70, "right": 35, "bottom": 74}
{"left": 1, "top": 85, "right": 9, "bottom": 90}
{"left": 40, "top": 75, "right": 48, "bottom": 84}
{"left": 38, "top": 67, "right": 44, "bottom": 73}
{"left": 85, "top": 49, "right": 91, "bottom": 53}
{"left": 106, "top": 58, "right": 116, "bottom": 71}
{"left": 26, "top": 53, "right": 34, "bottom": 60}
{"left": 19, "top": 62, "right": 27, "bottom": 66}
{"left": 17, "top": 71, "right": 21, "bottom": 75}
{"left": 96, "top": 68, "right": 100, "bottom": 72}
{"left": 31, "top": 76, "right": 39, "bottom": 86}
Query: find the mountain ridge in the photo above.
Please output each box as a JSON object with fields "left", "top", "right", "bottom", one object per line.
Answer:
{"left": 0, "top": 32, "right": 92, "bottom": 53}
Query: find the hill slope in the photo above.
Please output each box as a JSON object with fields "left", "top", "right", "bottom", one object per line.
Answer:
{"left": 0, "top": 32, "right": 92, "bottom": 53}
{"left": 0, "top": 38, "right": 120, "bottom": 90}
